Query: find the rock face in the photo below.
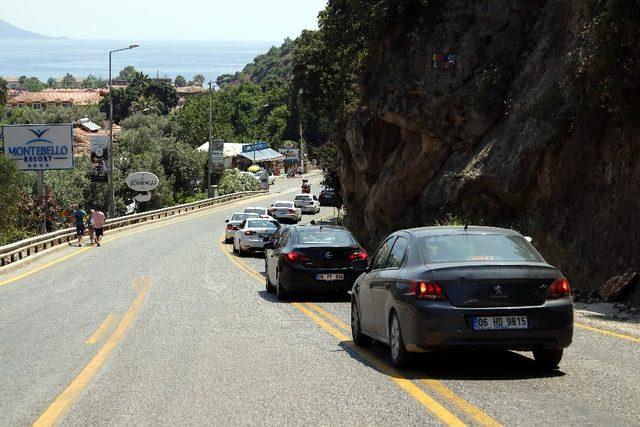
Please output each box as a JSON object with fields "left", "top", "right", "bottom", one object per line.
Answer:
{"left": 338, "top": 0, "right": 640, "bottom": 292}
{"left": 599, "top": 273, "right": 638, "bottom": 303}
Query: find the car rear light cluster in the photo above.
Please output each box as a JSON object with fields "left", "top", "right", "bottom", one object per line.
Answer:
{"left": 284, "top": 252, "right": 310, "bottom": 263}
{"left": 245, "top": 230, "right": 256, "bottom": 236}
{"left": 547, "top": 278, "right": 571, "bottom": 299}
{"left": 408, "top": 280, "right": 446, "bottom": 301}
{"left": 226, "top": 224, "right": 233, "bottom": 230}
{"left": 288, "top": 208, "right": 296, "bottom": 213}
{"left": 347, "top": 251, "right": 368, "bottom": 261}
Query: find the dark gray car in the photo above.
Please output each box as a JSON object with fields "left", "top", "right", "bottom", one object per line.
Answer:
{"left": 350, "top": 226, "right": 573, "bottom": 369}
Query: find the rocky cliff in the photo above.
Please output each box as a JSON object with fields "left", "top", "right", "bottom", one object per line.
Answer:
{"left": 338, "top": 0, "right": 640, "bottom": 295}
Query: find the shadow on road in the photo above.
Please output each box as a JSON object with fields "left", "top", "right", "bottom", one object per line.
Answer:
{"left": 257, "top": 289, "right": 350, "bottom": 303}
{"left": 338, "top": 341, "right": 565, "bottom": 381}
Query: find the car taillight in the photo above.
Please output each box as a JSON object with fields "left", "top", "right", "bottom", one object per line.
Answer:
{"left": 408, "top": 280, "right": 446, "bottom": 301}
{"left": 288, "top": 208, "right": 295, "bottom": 213}
{"left": 347, "top": 251, "right": 368, "bottom": 261}
{"left": 245, "top": 230, "right": 256, "bottom": 235}
{"left": 226, "top": 224, "right": 233, "bottom": 230}
{"left": 547, "top": 278, "right": 570, "bottom": 299}
{"left": 232, "top": 226, "right": 239, "bottom": 231}
{"left": 284, "top": 252, "right": 310, "bottom": 263}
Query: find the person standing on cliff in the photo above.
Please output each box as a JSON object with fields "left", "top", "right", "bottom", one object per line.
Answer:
{"left": 91, "top": 207, "right": 106, "bottom": 247}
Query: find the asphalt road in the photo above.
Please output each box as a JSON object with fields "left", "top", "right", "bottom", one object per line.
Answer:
{"left": 1, "top": 174, "right": 639, "bottom": 426}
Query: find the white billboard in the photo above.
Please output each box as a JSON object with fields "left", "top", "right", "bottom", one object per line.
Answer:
{"left": 279, "top": 148, "right": 299, "bottom": 160}
{"left": 3, "top": 124, "right": 74, "bottom": 170}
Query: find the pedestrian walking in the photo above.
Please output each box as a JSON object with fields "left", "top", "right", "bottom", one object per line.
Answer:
{"left": 92, "top": 207, "right": 106, "bottom": 247}
{"left": 71, "top": 205, "right": 87, "bottom": 247}
{"left": 87, "top": 208, "right": 96, "bottom": 245}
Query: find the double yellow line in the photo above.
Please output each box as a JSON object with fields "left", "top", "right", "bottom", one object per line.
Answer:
{"left": 218, "top": 236, "right": 501, "bottom": 426}
{"left": 33, "top": 277, "right": 152, "bottom": 427}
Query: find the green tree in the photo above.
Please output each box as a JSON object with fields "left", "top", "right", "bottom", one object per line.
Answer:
{"left": 130, "top": 95, "right": 162, "bottom": 115}
{"left": 0, "top": 156, "right": 29, "bottom": 244}
{"left": 191, "top": 74, "right": 205, "bottom": 87}
{"left": 172, "top": 92, "right": 234, "bottom": 147}
{"left": 0, "top": 77, "right": 7, "bottom": 106}
{"left": 117, "top": 65, "right": 138, "bottom": 82}
{"left": 99, "top": 88, "right": 136, "bottom": 123}
{"left": 174, "top": 75, "right": 187, "bottom": 87}
{"left": 62, "top": 73, "right": 77, "bottom": 88}
{"left": 143, "top": 81, "right": 179, "bottom": 115}
{"left": 18, "top": 76, "right": 47, "bottom": 92}
{"left": 47, "top": 77, "right": 57, "bottom": 88}
{"left": 83, "top": 74, "right": 107, "bottom": 89}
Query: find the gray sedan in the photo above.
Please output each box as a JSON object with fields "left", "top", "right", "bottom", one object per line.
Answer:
{"left": 351, "top": 226, "right": 573, "bottom": 369}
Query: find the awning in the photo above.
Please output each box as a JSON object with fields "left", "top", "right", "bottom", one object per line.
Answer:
{"left": 238, "top": 148, "right": 284, "bottom": 162}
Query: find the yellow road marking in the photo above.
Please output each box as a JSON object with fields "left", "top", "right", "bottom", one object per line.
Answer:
{"left": 85, "top": 314, "right": 117, "bottom": 345}
{"left": 218, "top": 237, "right": 467, "bottom": 426}
{"left": 575, "top": 322, "right": 640, "bottom": 344}
{"left": 306, "top": 303, "right": 350, "bottom": 330}
{"left": 33, "top": 277, "right": 151, "bottom": 427}
{"left": 0, "top": 192, "right": 277, "bottom": 288}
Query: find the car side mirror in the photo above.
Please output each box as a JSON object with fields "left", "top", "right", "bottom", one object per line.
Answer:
{"left": 264, "top": 242, "right": 275, "bottom": 250}
{"left": 351, "top": 259, "right": 368, "bottom": 272}
{"left": 225, "top": 219, "right": 229, "bottom": 223}
{"left": 524, "top": 236, "right": 533, "bottom": 243}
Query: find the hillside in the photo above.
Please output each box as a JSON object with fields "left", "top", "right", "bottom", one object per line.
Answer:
{"left": 295, "top": 0, "right": 640, "bottom": 302}
{"left": 0, "top": 19, "right": 55, "bottom": 39}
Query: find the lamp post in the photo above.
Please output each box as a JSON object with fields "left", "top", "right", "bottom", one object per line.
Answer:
{"left": 108, "top": 44, "right": 139, "bottom": 218}
{"left": 207, "top": 81, "right": 213, "bottom": 197}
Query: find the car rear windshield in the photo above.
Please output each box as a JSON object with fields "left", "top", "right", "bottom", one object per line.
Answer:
{"left": 296, "top": 230, "right": 355, "bottom": 246}
{"left": 419, "top": 234, "right": 544, "bottom": 263}
{"left": 247, "top": 220, "right": 279, "bottom": 229}
{"left": 273, "top": 202, "right": 293, "bottom": 207}
{"left": 231, "top": 213, "right": 257, "bottom": 221}
{"left": 295, "top": 195, "right": 311, "bottom": 200}
{"left": 244, "top": 208, "right": 266, "bottom": 215}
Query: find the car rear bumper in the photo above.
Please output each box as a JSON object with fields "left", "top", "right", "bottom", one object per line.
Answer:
{"left": 299, "top": 205, "right": 316, "bottom": 213}
{"left": 239, "top": 238, "right": 268, "bottom": 251}
{"left": 398, "top": 299, "right": 574, "bottom": 352}
{"left": 273, "top": 214, "right": 298, "bottom": 222}
{"left": 280, "top": 266, "right": 359, "bottom": 292}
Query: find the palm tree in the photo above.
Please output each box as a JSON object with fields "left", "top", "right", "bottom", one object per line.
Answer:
{"left": 130, "top": 95, "right": 161, "bottom": 115}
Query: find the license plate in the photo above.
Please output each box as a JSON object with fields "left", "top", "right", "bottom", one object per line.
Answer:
{"left": 316, "top": 273, "right": 344, "bottom": 281}
{"left": 472, "top": 316, "right": 528, "bottom": 330}
{"left": 277, "top": 209, "right": 287, "bottom": 215}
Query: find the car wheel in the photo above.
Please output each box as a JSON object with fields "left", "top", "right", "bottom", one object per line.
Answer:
{"left": 351, "top": 300, "right": 372, "bottom": 346}
{"left": 389, "top": 311, "right": 410, "bottom": 368}
{"left": 237, "top": 244, "right": 245, "bottom": 257}
{"left": 265, "top": 266, "right": 276, "bottom": 293}
{"left": 225, "top": 237, "right": 231, "bottom": 244}
{"left": 533, "top": 348, "right": 563, "bottom": 370}
{"left": 276, "top": 276, "right": 290, "bottom": 301}
{"left": 232, "top": 240, "right": 238, "bottom": 253}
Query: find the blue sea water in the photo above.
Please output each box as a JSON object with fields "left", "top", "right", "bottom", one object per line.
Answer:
{"left": 0, "top": 39, "right": 276, "bottom": 82}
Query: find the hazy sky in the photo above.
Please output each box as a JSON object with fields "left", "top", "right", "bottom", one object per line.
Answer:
{"left": 3, "top": 0, "right": 327, "bottom": 41}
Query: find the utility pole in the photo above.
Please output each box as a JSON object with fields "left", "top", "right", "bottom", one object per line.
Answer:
{"left": 208, "top": 81, "right": 213, "bottom": 197}
{"left": 108, "top": 44, "right": 139, "bottom": 218}
{"left": 36, "top": 170, "right": 46, "bottom": 233}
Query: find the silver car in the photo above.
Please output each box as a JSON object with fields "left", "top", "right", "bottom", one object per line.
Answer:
{"left": 233, "top": 218, "right": 281, "bottom": 256}
{"left": 224, "top": 212, "right": 259, "bottom": 243}
{"left": 294, "top": 194, "right": 320, "bottom": 214}
{"left": 268, "top": 201, "right": 302, "bottom": 223}
{"left": 243, "top": 207, "right": 274, "bottom": 219}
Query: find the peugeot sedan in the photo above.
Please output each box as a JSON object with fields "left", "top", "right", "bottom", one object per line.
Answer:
{"left": 350, "top": 226, "right": 573, "bottom": 369}
{"left": 265, "top": 225, "right": 367, "bottom": 300}
{"left": 268, "top": 201, "right": 301, "bottom": 223}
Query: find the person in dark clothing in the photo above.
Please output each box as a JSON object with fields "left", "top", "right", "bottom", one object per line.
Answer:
{"left": 72, "top": 205, "right": 87, "bottom": 247}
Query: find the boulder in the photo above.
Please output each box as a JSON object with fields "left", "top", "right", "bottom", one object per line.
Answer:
{"left": 598, "top": 272, "right": 639, "bottom": 303}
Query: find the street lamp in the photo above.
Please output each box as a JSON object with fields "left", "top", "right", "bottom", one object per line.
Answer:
{"left": 208, "top": 81, "right": 213, "bottom": 197}
{"left": 108, "top": 44, "right": 139, "bottom": 218}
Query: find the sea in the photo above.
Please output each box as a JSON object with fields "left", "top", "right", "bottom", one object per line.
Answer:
{"left": 0, "top": 39, "right": 276, "bottom": 83}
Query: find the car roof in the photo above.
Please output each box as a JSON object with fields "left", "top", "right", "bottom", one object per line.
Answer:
{"left": 244, "top": 207, "right": 266, "bottom": 210}
{"left": 232, "top": 212, "right": 258, "bottom": 216}
{"left": 405, "top": 225, "right": 522, "bottom": 237}
{"left": 273, "top": 200, "right": 294, "bottom": 204}
{"left": 289, "top": 225, "right": 350, "bottom": 232}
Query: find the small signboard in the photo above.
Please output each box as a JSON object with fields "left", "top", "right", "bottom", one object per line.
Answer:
{"left": 242, "top": 142, "right": 267, "bottom": 153}
{"left": 2, "top": 124, "right": 74, "bottom": 170}
{"left": 432, "top": 53, "right": 457, "bottom": 71}
{"left": 126, "top": 172, "right": 159, "bottom": 192}
{"left": 90, "top": 135, "right": 109, "bottom": 182}
{"left": 279, "top": 148, "right": 299, "bottom": 161}
{"left": 282, "top": 140, "right": 295, "bottom": 149}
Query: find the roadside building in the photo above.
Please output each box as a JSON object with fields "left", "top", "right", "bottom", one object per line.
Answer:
{"left": 7, "top": 89, "right": 103, "bottom": 110}
{"left": 176, "top": 86, "right": 205, "bottom": 107}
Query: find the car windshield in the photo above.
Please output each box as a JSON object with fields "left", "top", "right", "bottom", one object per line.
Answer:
{"left": 247, "top": 220, "right": 279, "bottom": 229}
{"left": 296, "top": 230, "right": 355, "bottom": 246}
{"left": 244, "top": 208, "right": 266, "bottom": 215}
{"left": 273, "top": 202, "right": 293, "bottom": 208}
{"left": 231, "top": 213, "right": 258, "bottom": 221}
{"left": 419, "top": 234, "right": 544, "bottom": 263}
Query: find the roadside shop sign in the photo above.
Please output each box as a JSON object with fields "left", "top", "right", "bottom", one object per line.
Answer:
{"left": 90, "top": 135, "right": 109, "bottom": 182}
{"left": 126, "top": 171, "right": 159, "bottom": 192}
{"left": 242, "top": 142, "right": 267, "bottom": 153}
{"left": 2, "top": 123, "right": 74, "bottom": 170}
{"left": 279, "top": 148, "right": 299, "bottom": 160}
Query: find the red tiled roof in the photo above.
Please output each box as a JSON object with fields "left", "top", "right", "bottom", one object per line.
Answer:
{"left": 7, "top": 89, "right": 104, "bottom": 106}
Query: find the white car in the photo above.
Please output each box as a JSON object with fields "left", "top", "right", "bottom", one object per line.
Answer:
{"left": 253, "top": 172, "right": 276, "bottom": 185}
{"left": 268, "top": 201, "right": 302, "bottom": 223}
{"left": 294, "top": 194, "right": 320, "bottom": 214}
{"left": 243, "top": 207, "right": 274, "bottom": 219}
{"left": 224, "top": 212, "right": 259, "bottom": 243}
{"left": 233, "top": 218, "right": 281, "bottom": 256}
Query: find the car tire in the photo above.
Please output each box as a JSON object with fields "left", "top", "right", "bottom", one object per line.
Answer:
{"left": 237, "top": 245, "right": 245, "bottom": 257}
{"left": 265, "top": 267, "right": 276, "bottom": 293}
{"left": 232, "top": 240, "right": 238, "bottom": 254}
{"left": 389, "top": 311, "right": 410, "bottom": 368}
{"left": 351, "top": 300, "right": 372, "bottom": 347}
{"left": 276, "top": 277, "right": 290, "bottom": 301}
{"left": 533, "top": 348, "right": 563, "bottom": 370}
{"left": 224, "top": 237, "right": 231, "bottom": 244}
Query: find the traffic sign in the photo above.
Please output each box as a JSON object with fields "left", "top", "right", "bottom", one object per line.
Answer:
{"left": 242, "top": 142, "right": 267, "bottom": 153}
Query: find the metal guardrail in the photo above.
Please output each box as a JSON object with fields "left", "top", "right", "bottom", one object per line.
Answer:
{"left": 0, "top": 190, "right": 267, "bottom": 267}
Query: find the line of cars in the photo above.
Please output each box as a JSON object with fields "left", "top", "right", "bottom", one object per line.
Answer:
{"left": 224, "top": 199, "right": 573, "bottom": 371}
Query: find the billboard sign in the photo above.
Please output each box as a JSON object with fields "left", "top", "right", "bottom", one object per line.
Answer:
{"left": 126, "top": 171, "right": 159, "bottom": 192}
{"left": 242, "top": 142, "right": 267, "bottom": 153}
{"left": 90, "top": 135, "right": 109, "bottom": 182}
{"left": 2, "top": 124, "right": 74, "bottom": 170}
{"left": 210, "top": 139, "right": 225, "bottom": 173}
{"left": 279, "top": 148, "right": 299, "bottom": 161}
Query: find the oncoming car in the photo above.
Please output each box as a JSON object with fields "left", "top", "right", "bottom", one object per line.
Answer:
{"left": 232, "top": 219, "right": 280, "bottom": 256}
{"left": 350, "top": 226, "right": 573, "bottom": 369}
{"left": 224, "top": 212, "right": 259, "bottom": 243}
{"left": 268, "top": 201, "right": 301, "bottom": 223}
